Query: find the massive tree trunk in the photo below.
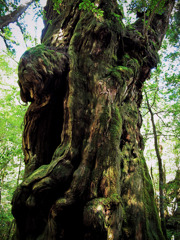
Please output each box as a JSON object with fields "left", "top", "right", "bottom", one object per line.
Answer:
{"left": 12, "top": 0, "right": 175, "bottom": 239}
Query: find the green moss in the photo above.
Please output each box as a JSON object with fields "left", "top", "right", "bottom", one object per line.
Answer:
{"left": 69, "top": 32, "right": 82, "bottom": 51}
{"left": 109, "top": 62, "right": 136, "bottom": 81}
{"left": 84, "top": 198, "right": 106, "bottom": 230}
{"left": 116, "top": 66, "right": 132, "bottom": 73}
{"left": 52, "top": 143, "right": 70, "bottom": 160}
{"left": 121, "top": 152, "right": 161, "bottom": 237}
{"left": 99, "top": 105, "right": 110, "bottom": 127}
{"left": 134, "top": 30, "right": 143, "bottom": 38}
{"left": 122, "top": 102, "right": 138, "bottom": 127}
{"left": 105, "top": 193, "right": 122, "bottom": 207}
{"left": 25, "top": 44, "right": 59, "bottom": 66}
{"left": 121, "top": 153, "right": 130, "bottom": 174}
{"left": 26, "top": 44, "right": 46, "bottom": 55}
{"left": 111, "top": 71, "right": 123, "bottom": 82}
{"left": 109, "top": 106, "right": 122, "bottom": 141}
{"left": 22, "top": 164, "right": 49, "bottom": 187}
{"left": 140, "top": 156, "right": 165, "bottom": 239}
{"left": 122, "top": 55, "right": 141, "bottom": 76}
{"left": 84, "top": 195, "right": 122, "bottom": 227}
{"left": 112, "top": 54, "right": 118, "bottom": 62}
{"left": 20, "top": 44, "right": 65, "bottom": 77}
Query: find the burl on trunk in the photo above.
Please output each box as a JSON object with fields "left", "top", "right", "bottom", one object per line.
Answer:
{"left": 12, "top": 0, "right": 175, "bottom": 239}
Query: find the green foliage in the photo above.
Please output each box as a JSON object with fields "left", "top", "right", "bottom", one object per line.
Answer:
{"left": 0, "top": 2, "right": 48, "bottom": 236}
{"left": 129, "top": 0, "right": 166, "bottom": 16}
{"left": 0, "top": 0, "right": 20, "bottom": 16}
{"left": 52, "top": 0, "right": 62, "bottom": 14}
{"left": 110, "top": 65, "right": 134, "bottom": 79}
{"left": 0, "top": 61, "right": 26, "bottom": 240}
{"left": 125, "top": 0, "right": 179, "bottom": 43}
{"left": 0, "top": 0, "right": 43, "bottom": 54}
{"left": 0, "top": 52, "right": 16, "bottom": 74}
{"left": 0, "top": 2, "right": 45, "bottom": 237}
{"left": 141, "top": 47, "right": 180, "bottom": 237}
{"left": 166, "top": 1, "right": 180, "bottom": 47}
{"left": 0, "top": 1, "right": 21, "bottom": 53}
{"left": 79, "top": 0, "right": 104, "bottom": 18}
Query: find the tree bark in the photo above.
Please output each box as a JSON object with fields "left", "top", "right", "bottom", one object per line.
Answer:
{"left": 11, "top": 0, "right": 175, "bottom": 239}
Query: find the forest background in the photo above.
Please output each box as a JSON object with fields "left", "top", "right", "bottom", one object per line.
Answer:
{"left": 0, "top": 0, "right": 179, "bottom": 239}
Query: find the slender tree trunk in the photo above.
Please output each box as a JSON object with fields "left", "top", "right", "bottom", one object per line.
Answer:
{"left": 12, "top": 0, "right": 175, "bottom": 239}
{"left": 145, "top": 90, "right": 167, "bottom": 239}
{"left": 6, "top": 220, "right": 16, "bottom": 240}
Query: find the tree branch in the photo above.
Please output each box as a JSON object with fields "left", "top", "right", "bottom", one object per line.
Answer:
{"left": 0, "top": 0, "right": 34, "bottom": 29}
{"left": 0, "top": 29, "right": 18, "bottom": 48}
{"left": 151, "top": 87, "right": 159, "bottom": 108}
{"left": 1, "top": 49, "right": 18, "bottom": 64}
{"left": 155, "top": 112, "right": 170, "bottom": 128}
{"left": 16, "top": 21, "right": 28, "bottom": 48}
{"left": 144, "top": 0, "right": 165, "bottom": 41}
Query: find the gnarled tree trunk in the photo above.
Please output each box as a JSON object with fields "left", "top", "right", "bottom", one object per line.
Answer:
{"left": 12, "top": 0, "right": 175, "bottom": 239}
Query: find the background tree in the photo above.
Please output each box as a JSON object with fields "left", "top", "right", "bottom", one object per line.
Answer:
{"left": 141, "top": 44, "right": 180, "bottom": 239}
{"left": 140, "top": 1, "right": 180, "bottom": 229}
{"left": 144, "top": 88, "right": 167, "bottom": 237}
{"left": 0, "top": 59, "right": 26, "bottom": 240}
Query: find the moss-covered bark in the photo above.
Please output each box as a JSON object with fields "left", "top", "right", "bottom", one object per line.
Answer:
{"left": 12, "top": 0, "right": 175, "bottom": 239}
{"left": 166, "top": 170, "right": 180, "bottom": 240}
